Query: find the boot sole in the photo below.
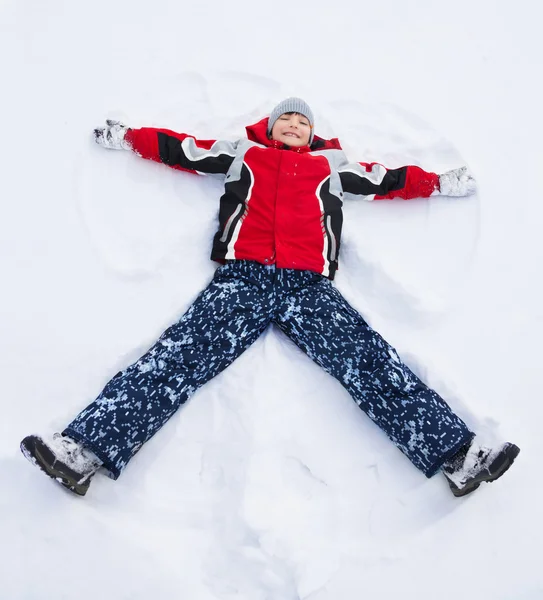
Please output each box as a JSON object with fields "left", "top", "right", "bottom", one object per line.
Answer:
{"left": 449, "top": 443, "right": 520, "bottom": 497}
{"left": 20, "top": 435, "right": 90, "bottom": 496}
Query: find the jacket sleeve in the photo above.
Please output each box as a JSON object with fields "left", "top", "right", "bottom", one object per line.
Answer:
{"left": 124, "top": 127, "right": 238, "bottom": 176}
{"left": 338, "top": 161, "right": 440, "bottom": 200}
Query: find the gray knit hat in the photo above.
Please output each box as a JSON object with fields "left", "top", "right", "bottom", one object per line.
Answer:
{"left": 267, "top": 97, "right": 315, "bottom": 144}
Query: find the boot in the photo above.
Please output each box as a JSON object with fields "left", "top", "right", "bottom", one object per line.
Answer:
{"left": 442, "top": 439, "right": 520, "bottom": 497}
{"left": 20, "top": 433, "right": 102, "bottom": 496}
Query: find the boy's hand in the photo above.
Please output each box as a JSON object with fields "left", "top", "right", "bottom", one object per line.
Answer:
{"left": 438, "top": 167, "right": 477, "bottom": 197}
{"left": 94, "top": 120, "right": 131, "bottom": 150}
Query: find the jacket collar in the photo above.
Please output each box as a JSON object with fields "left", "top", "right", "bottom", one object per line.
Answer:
{"left": 245, "top": 117, "right": 342, "bottom": 152}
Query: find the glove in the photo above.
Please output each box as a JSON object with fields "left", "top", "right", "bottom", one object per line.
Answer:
{"left": 93, "top": 119, "right": 131, "bottom": 150}
{"left": 438, "top": 167, "right": 477, "bottom": 197}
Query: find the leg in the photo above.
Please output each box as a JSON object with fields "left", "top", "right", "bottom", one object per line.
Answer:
{"left": 64, "top": 264, "right": 272, "bottom": 478}
{"left": 274, "top": 276, "right": 473, "bottom": 477}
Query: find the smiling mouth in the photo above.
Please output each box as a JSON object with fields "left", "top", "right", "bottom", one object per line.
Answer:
{"left": 283, "top": 132, "right": 299, "bottom": 138}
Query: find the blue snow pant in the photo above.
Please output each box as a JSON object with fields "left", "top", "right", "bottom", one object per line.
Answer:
{"left": 64, "top": 261, "right": 473, "bottom": 479}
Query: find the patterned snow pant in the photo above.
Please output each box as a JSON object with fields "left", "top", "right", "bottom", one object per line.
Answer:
{"left": 65, "top": 261, "right": 473, "bottom": 479}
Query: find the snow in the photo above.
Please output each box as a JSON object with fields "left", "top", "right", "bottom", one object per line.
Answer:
{"left": 1, "top": 0, "right": 542, "bottom": 598}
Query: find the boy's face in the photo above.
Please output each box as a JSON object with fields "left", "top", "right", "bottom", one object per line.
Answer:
{"left": 271, "top": 112, "right": 311, "bottom": 147}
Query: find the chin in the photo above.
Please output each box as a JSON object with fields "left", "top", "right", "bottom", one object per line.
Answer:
{"left": 282, "top": 137, "right": 304, "bottom": 146}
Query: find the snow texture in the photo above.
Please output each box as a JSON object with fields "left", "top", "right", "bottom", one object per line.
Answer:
{"left": 1, "top": 1, "right": 542, "bottom": 599}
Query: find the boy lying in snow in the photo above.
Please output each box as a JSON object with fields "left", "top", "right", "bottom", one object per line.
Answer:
{"left": 21, "top": 98, "right": 519, "bottom": 497}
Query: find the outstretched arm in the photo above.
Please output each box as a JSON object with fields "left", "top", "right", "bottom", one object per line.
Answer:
{"left": 338, "top": 161, "right": 476, "bottom": 200}
{"left": 93, "top": 120, "right": 238, "bottom": 176}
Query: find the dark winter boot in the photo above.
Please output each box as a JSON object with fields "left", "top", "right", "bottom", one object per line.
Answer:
{"left": 20, "top": 433, "right": 102, "bottom": 496}
{"left": 442, "top": 439, "right": 520, "bottom": 497}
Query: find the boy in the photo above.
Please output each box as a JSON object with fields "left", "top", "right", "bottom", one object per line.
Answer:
{"left": 20, "top": 98, "right": 519, "bottom": 498}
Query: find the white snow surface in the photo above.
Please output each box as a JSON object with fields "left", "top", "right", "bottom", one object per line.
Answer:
{"left": 1, "top": 1, "right": 542, "bottom": 598}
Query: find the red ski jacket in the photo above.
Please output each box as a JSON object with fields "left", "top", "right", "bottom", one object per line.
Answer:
{"left": 125, "top": 118, "right": 440, "bottom": 279}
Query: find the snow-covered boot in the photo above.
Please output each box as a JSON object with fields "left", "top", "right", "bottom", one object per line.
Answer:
{"left": 20, "top": 433, "right": 102, "bottom": 496}
{"left": 442, "top": 439, "right": 520, "bottom": 497}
